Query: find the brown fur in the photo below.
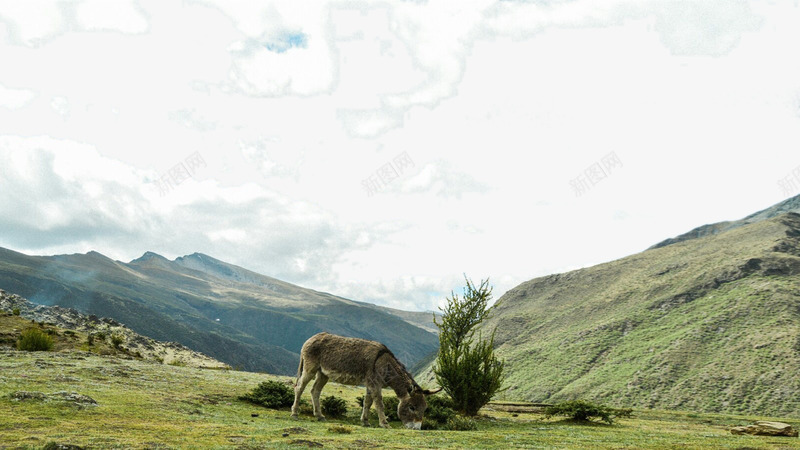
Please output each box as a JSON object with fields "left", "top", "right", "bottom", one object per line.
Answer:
{"left": 290, "top": 332, "right": 440, "bottom": 429}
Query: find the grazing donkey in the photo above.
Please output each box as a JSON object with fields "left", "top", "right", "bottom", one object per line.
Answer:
{"left": 291, "top": 332, "right": 441, "bottom": 429}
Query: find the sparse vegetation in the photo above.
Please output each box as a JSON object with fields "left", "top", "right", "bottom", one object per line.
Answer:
{"left": 110, "top": 334, "right": 124, "bottom": 349}
{"left": 434, "top": 276, "right": 505, "bottom": 416}
{"left": 443, "top": 415, "right": 478, "bottom": 431}
{"left": 238, "top": 380, "right": 294, "bottom": 409}
{"left": 17, "top": 327, "right": 54, "bottom": 351}
{"left": 11, "top": 307, "right": 20, "bottom": 316}
{"left": 321, "top": 395, "right": 347, "bottom": 418}
{"left": 544, "top": 399, "right": 633, "bottom": 425}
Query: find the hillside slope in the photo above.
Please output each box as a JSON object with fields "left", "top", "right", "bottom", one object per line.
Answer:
{"left": 477, "top": 213, "right": 800, "bottom": 417}
{"left": 0, "top": 249, "right": 438, "bottom": 374}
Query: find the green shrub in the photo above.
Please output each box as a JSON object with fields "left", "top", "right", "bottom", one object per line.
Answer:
{"left": 94, "top": 332, "right": 106, "bottom": 341}
{"left": 443, "top": 415, "right": 478, "bottom": 431}
{"left": 110, "top": 334, "right": 124, "bottom": 349}
{"left": 87, "top": 335, "right": 94, "bottom": 346}
{"left": 544, "top": 400, "right": 633, "bottom": 425}
{"left": 434, "top": 277, "right": 505, "bottom": 415}
{"left": 17, "top": 327, "right": 54, "bottom": 352}
{"left": 239, "top": 381, "right": 294, "bottom": 409}
{"left": 426, "top": 395, "right": 456, "bottom": 424}
{"left": 12, "top": 308, "right": 20, "bottom": 316}
{"left": 321, "top": 395, "right": 347, "bottom": 418}
{"left": 382, "top": 396, "right": 400, "bottom": 421}
{"left": 297, "top": 398, "right": 313, "bottom": 416}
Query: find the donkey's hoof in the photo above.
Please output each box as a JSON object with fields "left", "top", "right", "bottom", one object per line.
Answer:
{"left": 361, "top": 421, "right": 371, "bottom": 427}
{"left": 316, "top": 416, "right": 327, "bottom": 422}
{"left": 379, "top": 422, "right": 390, "bottom": 429}
{"left": 290, "top": 414, "right": 299, "bottom": 420}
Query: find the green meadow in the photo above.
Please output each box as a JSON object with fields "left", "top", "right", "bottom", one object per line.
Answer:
{"left": 2, "top": 348, "right": 798, "bottom": 449}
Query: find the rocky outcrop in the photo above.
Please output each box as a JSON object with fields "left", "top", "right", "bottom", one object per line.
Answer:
{"left": 730, "top": 421, "right": 798, "bottom": 437}
{"left": 10, "top": 391, "right": 98, "bottom": 409}
{"left": 0, "top": 289, "right": 229, "bottom": 369}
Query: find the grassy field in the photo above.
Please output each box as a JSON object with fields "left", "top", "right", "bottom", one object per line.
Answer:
{"left": 2, "top": 348, "right": 799, "bottom": 449}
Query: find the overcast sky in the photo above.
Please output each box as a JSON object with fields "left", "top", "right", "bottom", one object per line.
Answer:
{"left": 1, "top": 0, "right": 799, "bottom": 312}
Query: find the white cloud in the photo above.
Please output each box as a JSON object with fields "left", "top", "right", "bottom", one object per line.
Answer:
{"left": 0, "top": 136, "right": 369, "bottom": 288}
{"left": 398, "top": 160, "right": 490, "bottom": 198}
{"left": 75, "top": 0, "right": 149, "bottom": 34}
{"left": 196, "top": 0, "right": 337, "bottom": 96}
{"left": 0, "top": 82, "right": 36, "bottom": 109}
{"left": 0, "top": 0, "right": 149, "bottom": 47}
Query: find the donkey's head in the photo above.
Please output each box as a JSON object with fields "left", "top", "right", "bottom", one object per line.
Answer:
{"left": 398, "top": 385, "right": 442, "bottom": 430}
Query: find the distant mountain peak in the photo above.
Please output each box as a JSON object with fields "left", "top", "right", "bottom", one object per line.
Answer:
{"left": 176, "top": 252, "right": 217, "bottom": 263}
{"left": 129, "top": 251, "right": 169, "bottom": 264}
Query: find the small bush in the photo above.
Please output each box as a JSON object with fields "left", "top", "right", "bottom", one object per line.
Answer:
{"left": 321, "top": 395, "right": 347, "bottom": 418}
{"left": 110, "top": 334, "right": 124, "bottom": 349}
{"left": 17, "top": 327, "right": 54, "bottom": 352}
{"left": 443, "top": 415, "right": 478, "bottom": 431}
{"left": 87, "top": 335, "right": 94, "bottom": 346}
{"left": 12, "top": 308, "right": 20, "bottom": 316}
{"left": 426, "top": 395, "right": 456, "bottom": 425}
{"left": 94, "top": 332, "right": 106, "bottom": 341}
{"left": 297, "top": 398, "right": 313, "bottom": 416}
{"left": 544, "top": 400, "right": 632, "bottom": 425}
{"left": 239, "top": 381, "right": 294, "bottom": 409}
{"left": 382, "top": 396, "right": 400, "bottom": 421}
{"left": 327, "top": 425, "right": 352, "bottom": 434}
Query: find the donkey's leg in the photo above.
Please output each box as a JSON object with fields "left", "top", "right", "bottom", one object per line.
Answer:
{"left": 360, "top": 389, "right": 374, "bottom": 427}
{"left": 310, "top": 372, "right": 329, "bottom": 421}
{"left": 373, "top": 389, "right": 390, "bottom": 428}
{"left": 291, "top": 367, "right": 316, "bottom": 419}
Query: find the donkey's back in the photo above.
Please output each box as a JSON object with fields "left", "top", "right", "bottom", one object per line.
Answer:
{"left": 299, "top": 332, "right": 388, "bottom": 384}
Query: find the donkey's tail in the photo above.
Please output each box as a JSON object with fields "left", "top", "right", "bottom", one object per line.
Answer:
{"left": 294, "top": 356, "right": 304, "bottom": 387}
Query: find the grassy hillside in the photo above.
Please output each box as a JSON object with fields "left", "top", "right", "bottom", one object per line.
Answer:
{"left": 0, "top": 248, "right": 438, "bottom": 374}
{"left": 444, "top": 213, "right": 800, "bottom": 417}
{"left": 3, "top": 344, "right": 800, "bottom": 448}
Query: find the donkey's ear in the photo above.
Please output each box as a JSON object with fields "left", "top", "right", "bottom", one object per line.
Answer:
{"left": 423, "top": 387, "right": 443, "bottom": 396}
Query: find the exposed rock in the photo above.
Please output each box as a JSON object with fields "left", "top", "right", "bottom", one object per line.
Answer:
{"left": 9, "top": 390, "right": 97, "bottom": 408}
{"left": 42, "top": 443, "right": 86, "bottom": 450}
{"left": 731, "top": 421, "right": 798, "bottom": 437}
{"left": 50, "top": 391, "right": 98, "bottom": 408}
{"left": 288, "top": 440, "right": 323, "bottom": 448}
{"left": 0, "top": 289, "right": 229, "bottom": 369}
{"left": 10, "top": 391, "right": 47, "bottom": 401}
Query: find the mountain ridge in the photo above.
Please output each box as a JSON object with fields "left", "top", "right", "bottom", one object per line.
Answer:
{"left": 0, "top": 247, "right": 438, "bottom": 374}
{"left": 650, "top": 194, "right": 800, "bottom": 249}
